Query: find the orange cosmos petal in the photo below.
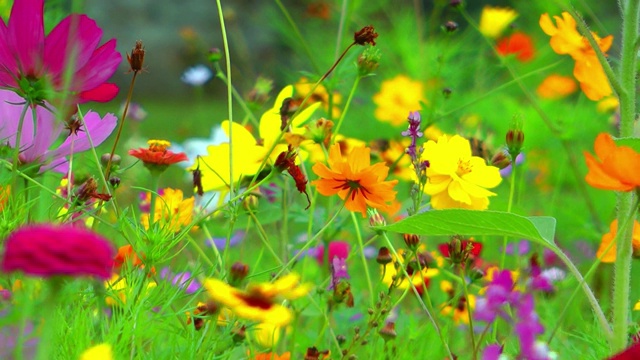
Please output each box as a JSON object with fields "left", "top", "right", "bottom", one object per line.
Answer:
{"left": 584, "top": 151, "right": 634, "bottom": 191}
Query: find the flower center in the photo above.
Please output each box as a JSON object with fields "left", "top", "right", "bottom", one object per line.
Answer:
{"left": 148, "top": 139, "right": 171, "bottom": 152}
{"left": 456, "top": 159, "right": 473, "bottom": 176}
{"left": 236, "top": 289, "right": 274, "bottom": 310}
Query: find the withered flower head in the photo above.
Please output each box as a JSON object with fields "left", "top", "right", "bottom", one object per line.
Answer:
{"left": 354, "top": 25, "right": 378, "bottom": 46}
{"left": 376, "top": 247, "right": 393, "bottom": 265}
{"left": 127, "top": 40, "right": 145, "bottom": 73}
{"left": 75, "top": 177, "right": 112, "bottom": 204}
{"left": 275, "top": 146, "right": 311, "bottom": 209}
{"left": 65, "top": 116, "right": 84, "bottom": 136}
{"left": 379, "top": 321, "right": 397, "bottom": 341}
{"left": 304, "top": 346, "right": 330, "bottom": 360}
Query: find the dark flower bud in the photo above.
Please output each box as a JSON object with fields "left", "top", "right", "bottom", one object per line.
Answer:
{"left": 376, "top": 247, "right": 393, "bottom": 265}
{"left": 229, "top": 262, "right": 249, "bottom": 284}
{"left": 506, "top": 114, "right": 525, "bottom": 157}
{"left": 450, "top": 0, "right": 462, "bottom": 8}
{"left": 369, "top": 209, "right": 386, "bottom": 228}
{"left": 231, "top": 325, "right": 246, "bottom": 343}
{"left": 101, "top": 153, "right": 121, "bottom": 166}
{"left": 127, "top": 40, "right": 145, "bottom": 73}
{"left": 443, "top": 21, "right": 458, "bottom": 33}
{"left": 491, "top": 150, "right": 512, "bottom": 169}
{"left": 403, "top": 234, "right": 420, "bottom": 250}
{"left": 354, "top": 25, "right": 378, "bottom": 46}
{"left": 442, "top": 87, "right": 452, "bottom": 98}
{"left": 379, "top": 322, "right": 397, "bottom": 341}
{"left": 109, "top": 176, "right": 121, "bottom": 189}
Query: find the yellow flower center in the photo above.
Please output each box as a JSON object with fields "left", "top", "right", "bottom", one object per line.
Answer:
{"left": 148, "top": 139, "right": 171, "bottom": 152}
{"left": 457, "top": 159, "right": 473, "bottom": 176}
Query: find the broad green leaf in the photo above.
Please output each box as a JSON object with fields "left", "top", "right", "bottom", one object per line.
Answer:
{"left": 380, "top": 209, "right": 556, "bottom": 246}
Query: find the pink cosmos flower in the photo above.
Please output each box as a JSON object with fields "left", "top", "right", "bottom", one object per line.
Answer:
{"left": 1, "top": 224, "right": 115, "bottom": 279}
{"left": 0, "top": 90, "right": 117, "bottom": 173}
{"left": 0, "top": 0, "right": 121, "bottom": 107}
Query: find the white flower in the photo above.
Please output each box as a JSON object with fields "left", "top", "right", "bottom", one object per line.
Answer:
{"left": 170, "top": 125, "right": 228, "bottom": 168}
{"left": 181, "top": 64, "right": 213, "bottom": 86}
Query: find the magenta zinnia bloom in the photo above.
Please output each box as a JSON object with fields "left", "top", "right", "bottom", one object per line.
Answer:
{"left": 0, "top": 90, "right": 117, "bottom": 172}
{"left": 0, "top": 0, "right": 121, "bottom": 106}
{"left": 1, "top": 224, "right": 114, "bottom": 279}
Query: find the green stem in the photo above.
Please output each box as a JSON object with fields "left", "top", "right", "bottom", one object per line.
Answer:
{"left": 460, "top": 269, "right": 477, "bottom": 360}
{"left": 611, "top": 0, "right": 640, "bottom": 351}
{"left": 381, "top": 232, "right": 453, "bottom": 358}
{"left": 215, "top": 0, "right": 235, "bottom": 200}
{"left": 499, "top": 160, "right": 518, "bottom": 269}
{"left": 11, "top": 103, "right": 30, "bottom": 190}
{"left": 351, "top": 211, "right": 374, "bottom": 306}
{"left": 104, "top": 71, "right": 138, "bottom": 182}
{"left": 274, "top": 0, "right": 321, "bottom": 73}
{"left": 213, "top": 63, "right": 259, "bottom": 127}
{"left": 331, "top": 75, "right": 361, "bottom": 143}
{"left": 148, "top": 175, "right": 161, "bottom": 229}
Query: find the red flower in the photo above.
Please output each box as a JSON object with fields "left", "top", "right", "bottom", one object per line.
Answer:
{"left": 0, "top": 0, "right": 121, "bottom": 107}
{"left": 1, "top": 224, "right": 114, "bottom": 279}
{"left": 129, "top": 139, "right": 188, "bottom": 170}
{"left": 496, "top": 32, "right": 535, "bottom": 62}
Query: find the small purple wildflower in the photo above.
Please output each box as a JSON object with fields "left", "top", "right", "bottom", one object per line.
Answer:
{"left": 514, "top": 294, "right": 546, "bottom": 359}
{"left": 401, "top": 111, "right": 423, "bottom": 161}
{"left": 206, "top": 231, "right": 245, "bottom": 249}
{"left": 505, "top": 240, "right": 530, "bottom": 256}
{"left": 500, "top": 152, "right": 524, "bottom": 177}
{"left": 159, "top": 268, "right": 201, "bottom": 294}
{"left": 475, "top": 269, "right": 517, "bottom": 323}
{"left": 120, "top": 102, "right": 148, "bottom": 122}
{"left": 481, "top": 344, "right": 503, "bottom": 360}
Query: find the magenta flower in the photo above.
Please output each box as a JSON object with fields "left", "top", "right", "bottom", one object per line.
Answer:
{"left": 1, "top": 224, "right": 114, "bottom": 279}
{"left": 0, "top": 0, "right": 121, "bottom": 106}
{"left": 0, "top": 90, "right": 117, "bottom": 173}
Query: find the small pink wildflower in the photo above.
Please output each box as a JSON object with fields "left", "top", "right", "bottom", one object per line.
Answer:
{"left": 1, "top": 224, "right": 114, "bottom": 279}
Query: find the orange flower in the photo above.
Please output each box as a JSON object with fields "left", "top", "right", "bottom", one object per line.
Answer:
{"left": 312, "top": 144, "right": 398, "bottom": 217}
{"left": 253, "top": 353, "right": 291, "bottom": 360}
{"left": 496, "top": 32, "right": 535, "bottom": 62}
{"left": 536, "top": 74, "right": 577, "bottom": 99}
{"left": 597, "top": 219, "right": 640, "bottom": 263}
{"left": 129, "top": 140, "right": 188, "bottom": 169}
{"left": 584, "top": 133, "right": 640, "bottom": 191}
{"left": 539, "top": 12, "right": 614, "bottom": 101}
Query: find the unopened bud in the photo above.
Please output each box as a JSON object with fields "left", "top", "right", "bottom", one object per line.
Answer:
{"left": 242, "top": 193, "right": 259, "bottom": 211}
{"left": 231, "top": 325, "right": 246, "bottom": 343}
{"left": 101, "top": 153, "right": 121, "bottom": 166}
{"left": 442, "top": 87, "right": 452, "bottom": 98}
{"left": 376, "top": 247, "right": 393, "bottom": 265}
{"left": 379, "top": 322, "right": 397, "bottom": 341}
{"left": 490, "top": 150, "right": 511, "bottom": 169}
{"left": 506, "top": 114, "right": 525, "bottom": 156}
{"left": 109, "top": 176, "right": 121, "bottom": 188}
{"left": 443, "top": 21, "right": 458, "bottom": 32}
{"left": 357, "top": 47, "right": 381, "bottom": 76}
{"left": 127, "top": 40, "right": 145, "bottom": 73}
{"left": 369, "top": 209, "right": 386, "bottom": 228}
{"left": 229, "top": 262, "right": 249, "bottom": 284}
{"left": 450, "top": 0, "right": 462, "bottom": 8}
{"left": 403, "top": 234, "right": 420, "bottom": 250}
{"left": 208, "top": 48, "right": 222, "bottom": 63}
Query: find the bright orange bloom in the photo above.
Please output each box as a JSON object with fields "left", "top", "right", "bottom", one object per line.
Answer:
{"left": 536, "top": 74, "right": 577, "bottom": 99}
{"left": 112, "top": 245, "right": 156, "bottom": 275}
{"left": 597, "top": 219, "right": 640, "bottom": 263}
{"left": 312, "top": 144, "right": 398, "bottom": 217}
{"left": 540, "top": 12, "right": 614, "bottom": 101}
{"left": 584, "top": 133, "right": 640, "bottom": 191}
{"left": 129, "top": 140, "right": 188, "bottom": 168}
{"left": 253, "top": 353, "right": 291, "bottom": 360}
{"left": 496, "top": 32, "right": 535, "bottom": 62}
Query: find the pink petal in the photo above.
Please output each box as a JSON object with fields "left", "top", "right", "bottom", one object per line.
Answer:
{"left": 44, "top": 14, "right": 103, "bottom": 85}
{"left": 8, "top": 0, "right": 45, "bottom": 76}
{"left": 0, "top": 21, "right": 18, "bottom": 86}
{"left": 78, "top": 83, "right": 119, "bottom": 103}
{"left": 73, "top": 39, "right": 121, "bottom": 92}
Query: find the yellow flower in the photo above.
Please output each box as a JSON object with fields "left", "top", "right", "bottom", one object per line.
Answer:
{"left": 479, "top": 6, "right": 518, "bottom": 39}
{"left": 634, "top": 300, "right": 640, "bottom": 311}
{"left": 382, "top": 248, "right": 442, "bottom": 291}
{"left": 422, "top": 135, "right": 502, "bottom": 210}
{"left": 440, "top": 281, "right": 475, "bottom": 324}
{"left": 252, "top": 322, "right": 282, "bottom": 348}
{"left": 141, "top": 188, "right": 195, "bottom": 232}
{"left": 540, "top": 12, "right": 614, "bottom": 101}
{"left": 80, "top": 343, "right": 113, "bottom": 360}
{"left": 204, "top": 274, "right": 311, "bottom": 327}
{"left": 104, "top": 274, "right": 157, "bottom": 306}
{"left": 597, "top": 96, "right": 619, "bottom": 113}
{"left": 373, "top": 75, "right": 425, "bottom": 126}
{"left": 194, "top": 86, "right": 320, "bottom": 192}
{"left": 536, "top": 74, "right": 578, "bottom": 100}
{"left": 294, "top": 77, "right": 342, "bottom": 118}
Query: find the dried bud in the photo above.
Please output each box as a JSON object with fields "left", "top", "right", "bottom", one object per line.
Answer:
{"left": 246, "top": 76, "right": 273, "bottom": 106}
{"left": 127, "top": 40, "right": 145, "bottom": 73}
{"left": 229, "top": 262, "right": 249, "bottom": 284}
{"left": 450, "top": 0, "right": 462, "bottom": 8}
{"left": 74, "top": 178, "right": 98, "bottom": 204}
{"left": 192, "top": 167, "right": 204, "bottom": 196}
{"left": 304, "top": 346, "right": 328, "bottom": 360}
{"left": 442, "top": 87, "right": 452, "bottom": 98}
{"left": 490, "top": 150, "right": 511, "bottom": 169}
{"left": 357, "top": 47, "right": 381, "bottom": 76}
{"left": 231, "top": 325, "right": 246, "bottom": 343}
{"left": 354, "top": 25, "right": 378, "bottom": 46}
{"left": 403, "top": 234, "right": 420, "bottom": 250}
{"left": 443, "top": 21, "right": 458, "bottom": 33}
{"left": 376, "top": 247, "right": 393, "bottom": 265}
{"left": 337, "top": 335, "right": 346, "bottom": 344}
{"left": 208, "top": 48, "right": 222, "bottom": 63}
{"left": 379, "top": 322, "right": 397, "bottom": 341}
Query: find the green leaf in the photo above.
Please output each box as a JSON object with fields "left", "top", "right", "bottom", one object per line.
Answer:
{"left": 380, "top": 209, "right": 556, "bottom": 246}
{"left": 614, "top": 137, "right": 640, "bottom": 153}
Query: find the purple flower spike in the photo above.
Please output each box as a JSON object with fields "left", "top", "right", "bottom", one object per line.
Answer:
{"left": 481, "top": 344, "right": 503, "bottom": 360}
{"left": 1, "top": 224, "right": 114, "bottom": 279}
{"left": 505, "top": 240, "right": 530, "bottom": 255}
{"left": 329, "top": 257, "right": 350, "bottom": 290}
{"left": 160, "top": 268, "right": 201, "bottom": 294}
{"left": 401, "top": 111, "right": 423, "bottom": 161}
{"left": 207, "top": 231, "right": 245, "bottom": 249}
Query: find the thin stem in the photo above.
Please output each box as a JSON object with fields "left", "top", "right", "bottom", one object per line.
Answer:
{"left": 499, "top": 161, "right": 518, "bottom": 269}
{"left": 460, "top": 270, "right": 477, "bottom": 360}
{"left": 215, "top": 0, "right": 235, "bottom": 200}
{"left": 351, "top": 211, "right": 374, "bottom": 306}
{"left": 104, "top": 71, "right": 138, "bottom": 182}
{"left": 213, "top": 63, "right": 259, "bottom": 127}
{"left": 148, "top": 175, "right": 161, "bottom": 229}
{"left": 274, "top": 0, "right": 321, "bottom": 73}
{"left": 331, "top": 75, "right": 361, "bottom": 143}
{"left": 611, "top": 0, "right": 640, "bottom": 351}
{"left": 381, "top": 232, "right": 453, "bottom": 358}
{"left": 11, "top": 103, "right": 30, "bottom": 189}
{"left": 334, "top": 0, "right": 349, "bottom": 61}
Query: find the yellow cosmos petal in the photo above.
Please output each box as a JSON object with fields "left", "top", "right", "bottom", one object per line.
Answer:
{"left": 461, "top": 157, "right": 502, "bottom": 188}
{"left": 233, "top": 303, "right": 293, "bottom": 327}
{"left": 448, "top": 180, "right": 473, "bottom": 205}
{"left": 80, "top": 344, "right": 113, "bottom": 360}
{"left": 479, "top": 6, "right": 518, "bottom": 39}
